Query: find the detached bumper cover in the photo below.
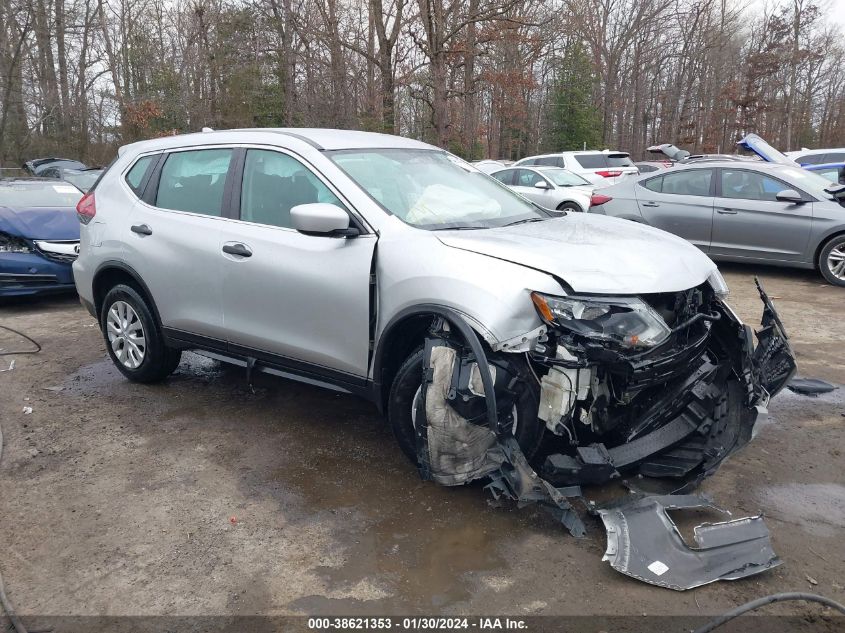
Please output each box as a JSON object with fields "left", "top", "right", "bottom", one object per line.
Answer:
{"left": 597, "top": 494, "right": 782, "bottom": 590}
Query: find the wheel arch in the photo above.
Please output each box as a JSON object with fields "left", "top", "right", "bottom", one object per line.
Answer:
{"left": 372, "top": 304, "right": 494, "bottom": 413}
{"left": 92, "top": 261, "right": 162, "bottom": 326}
{"left": 813, "top": 229, "right": 845, "bottom": 270}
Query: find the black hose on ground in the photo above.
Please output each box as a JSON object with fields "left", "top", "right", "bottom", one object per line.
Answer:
{"left": 692, "top": 592, "right": 845, "bottom": 633}
{"left": 0, "top": 325, "right": 42, "bottom": 356}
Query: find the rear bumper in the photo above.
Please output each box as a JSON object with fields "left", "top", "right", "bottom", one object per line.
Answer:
{"left": 0, "top": 252, "right": 76, "bottom": 297}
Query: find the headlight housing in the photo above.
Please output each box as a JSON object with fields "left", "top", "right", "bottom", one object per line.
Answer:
{"left": 531, "top": 292, "right": 672, "bottom": 349}
{"left": 707, "top": 270, "right": 729, "bottom": 299}
{"left": 0, "top": 233, "right": 31, "bottom": 254}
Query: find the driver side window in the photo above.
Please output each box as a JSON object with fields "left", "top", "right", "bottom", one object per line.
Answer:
{"left": 240, "top": 149, "right": 345, "bottom": 228}
{"left": 720, "top": 170, "right": 790, "bottom": 202}
{"left": 516, "top": 170, "right": 545, "bottom": 187}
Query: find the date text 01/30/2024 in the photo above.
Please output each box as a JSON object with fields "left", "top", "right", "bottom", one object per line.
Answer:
{"left": 307, "top": 617, "right": 528, "bottom": 630}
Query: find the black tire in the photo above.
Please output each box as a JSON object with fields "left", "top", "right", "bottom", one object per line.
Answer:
{"left": 818, "top": 234, "right": 845, "bottom": 287}
{"left": 100, "top": 284, "right": 182, "bottom": 382}
{"left": 557, "top": 201, "right": 582, "bottom": 213}
{"left": 387, "top": 348, "right": 544, "bottom": 466}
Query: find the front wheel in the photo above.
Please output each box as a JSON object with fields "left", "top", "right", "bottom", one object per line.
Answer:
{"left": 557, "top": 201, "right": 582, "bottom": 213}
{"left": 387, "top": 349, "right": 544, "bottom": 466}
{"left": 101, "top": 284, "right": 182, "bottom": 382}
{"left": 818, "top": 235, "right": 845, "bottom": 287}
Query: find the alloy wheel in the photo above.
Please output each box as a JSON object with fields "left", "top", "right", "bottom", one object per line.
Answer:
{"left": 827, "top": 244, "right": 845, "bottom": 281}
{"left": 106, "top": 300, "right": 146, "bottom": 369}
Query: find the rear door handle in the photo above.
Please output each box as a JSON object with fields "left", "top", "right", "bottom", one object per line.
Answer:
{"left": 717, "top": 208, "right": 738, "bottom": 215}
{"left": 641, "top": 201, "right": 659, "bottom": 207}
{"left": 222, "top": 243, "right": 252, "bottom": 257}
{"left": 130, "top": 224, "right": 152, "bottom": 235}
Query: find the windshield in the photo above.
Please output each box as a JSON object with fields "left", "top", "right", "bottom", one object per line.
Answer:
{"left": 778, "top": 166, "right": 844, "bottom": 197}
{"left": 328, "top": 148, "right": 548, "bottom": 229}
{"left": 0, "top": 182, "right": 82, "bottom": 207}
{"left": 63, "top": 170, "right": 102, "bottom": 192}
{"left": 539, "top": 168, "right": 591, "bottom": 187}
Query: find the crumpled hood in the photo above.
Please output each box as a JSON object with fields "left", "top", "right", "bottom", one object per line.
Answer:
{"left": 0, "top": 206, "right": 80, "bottom": 240}
{"left": 436, "top": 213, "right": 717, "bottom": 294}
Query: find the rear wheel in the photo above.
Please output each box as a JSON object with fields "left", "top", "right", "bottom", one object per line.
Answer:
{"left": 101, "top": 284, "right": 182, "bottom": 382}
{"left": 387, "top": 348, "right": 544, "bottom": 466}
{"left": 818, "top": 235, "right": 845, "bottom": 287}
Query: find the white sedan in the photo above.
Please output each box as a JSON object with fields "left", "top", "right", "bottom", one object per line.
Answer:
{"left": 491, "top": 166, "right": 596, "bottom": 212}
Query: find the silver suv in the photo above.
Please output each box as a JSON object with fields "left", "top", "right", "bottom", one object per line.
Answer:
{"left": 73, "top": 128, "right": 794, "bottom": 490}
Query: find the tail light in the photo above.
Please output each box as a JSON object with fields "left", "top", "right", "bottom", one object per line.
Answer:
{"left": 590, "top": 194, "right": 613, "bottom": 207}
{"left": 77, "top": 192, "right": 96, "bottom": 225}
{"left": 596, "top": 170, "right": 623, "bottom": 178}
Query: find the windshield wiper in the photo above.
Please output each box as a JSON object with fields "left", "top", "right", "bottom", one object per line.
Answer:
{"left": 429, "top": 225, "right": 489, "bottom": 231}
{"left": 503, "top": 217, "right": 548, "bottom": 227}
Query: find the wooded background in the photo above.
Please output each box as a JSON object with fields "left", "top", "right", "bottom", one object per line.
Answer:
{"left": 1, "top": 0, "right": 843, "bottom": 166}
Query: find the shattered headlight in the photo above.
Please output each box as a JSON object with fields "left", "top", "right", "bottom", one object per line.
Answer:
{"left": 0, "top": 233, "right": 31, "bottom": 254}
{"left": 531, "top": 292, "right": 671, "bottom": 349}
{"left": 708, "top": 270, "right": 730, "bottom": 299}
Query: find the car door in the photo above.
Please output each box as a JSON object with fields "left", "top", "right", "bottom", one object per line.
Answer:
{"left": 220, "top": 147, "right": 376, "bottom": 378}
{"left": 634, "top": 168, "right": 715, "bottom": 252}
{"left": 710, "top": 167, "right": 813, "bottom": 262}
{"left": 512, "top": 169, "right": 554, "bottom": 207}
{"left": 124, "top": 147, "right": 233, "bottom": 341}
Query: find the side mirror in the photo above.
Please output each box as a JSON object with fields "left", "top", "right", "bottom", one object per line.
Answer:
{"left": 534, "top": 181, "right": 550, "bottom": 190}
{"left": 775, "top": 189, "right": 804, "bottom": 204}
{"left": 290, "top": 203, "right": 359, "bottom": 237}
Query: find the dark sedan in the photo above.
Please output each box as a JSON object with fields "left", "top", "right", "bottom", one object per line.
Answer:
{"left": 0, "top": 178, "right": 83, "bottom": 297}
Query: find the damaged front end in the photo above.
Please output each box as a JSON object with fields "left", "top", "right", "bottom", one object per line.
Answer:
{"left": 413, "top": 278, "right": 794, "bottom": 536}
{"left": 529, "top": 277, "right": 795, "bottom": 491}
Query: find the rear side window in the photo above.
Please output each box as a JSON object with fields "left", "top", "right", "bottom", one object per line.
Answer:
{"left": 814, "top": 167, "right": 840, "bottom": 183}
{"left": 519, "top": 158, "right": 537, "bottom": 166}
{"left": 823, "top": 152, "right": 845, "bottom": 163}
{"left": 642, "top": 176, "right": 663, "bottom": 192}
{"left": 795, "top": 153, "right": 826, "bottom": 165}
{"left": 155, "top": 149, "right": 232, "bottom": 216}
{"left": 125, "top": 155, "right": 156, "bottom": 194}
{"left": 535, "top": 156, "right": 563, "bottom": 167}
{"left": 239, "top": 149, "right": 344, "bottom": 228}
{"left": 492, "top": 169, "right": 516, "bottom": 185}
{"left": 659, "top": 169, "right": 712, "bottom": 196}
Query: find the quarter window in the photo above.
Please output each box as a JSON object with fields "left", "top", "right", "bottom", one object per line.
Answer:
{"left": 240, "top": 149, "right": 345, "bottom": 228}
{"left": 720, "top": 170, "right": 792, "bottom": 201}
{"left": 125, "top": 155, "right": 156, "bottom": 194}
{"left": 155, "top": 149, "right": 232, "bottom": 216}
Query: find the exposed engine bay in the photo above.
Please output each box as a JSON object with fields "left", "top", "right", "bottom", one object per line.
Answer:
{"left": 413, "top": 279, "right": 795, "bottom": 588}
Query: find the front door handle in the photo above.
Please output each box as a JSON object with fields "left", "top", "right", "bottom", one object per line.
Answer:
{"left": 130, "top": 224, "right": 153, "bottom": 235}
{"left": 717, "top": 208, "right": 738, "bottom": 215}
{"left": 222, "top": 243, "right": 252, "bottom": 257}
{"left": 641, "top": 201, "right": 659, "bottom": 207}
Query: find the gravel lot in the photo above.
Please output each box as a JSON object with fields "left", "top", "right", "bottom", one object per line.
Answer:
{"left": 1, "top": 263, "right": 843, "bottom": 627}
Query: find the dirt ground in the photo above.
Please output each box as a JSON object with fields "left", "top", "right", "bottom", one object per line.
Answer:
{"left": 1, "top": 262, "right": 844, "bottom": 627}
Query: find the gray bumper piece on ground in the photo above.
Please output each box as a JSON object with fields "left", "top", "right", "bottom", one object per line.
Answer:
{"left": 597, "top": 494, "right": 782, "bottom": 590}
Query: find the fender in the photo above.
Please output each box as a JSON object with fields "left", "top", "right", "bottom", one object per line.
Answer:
{"left": 92, "top": 259, "right": 164, "bottom": 326}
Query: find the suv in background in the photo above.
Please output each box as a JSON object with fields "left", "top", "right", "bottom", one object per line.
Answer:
{"left": 514, "top": 151, "right": 638, "bottom": 185}
{"left": 72, "top": 127, "right": 793, "bottom": 496}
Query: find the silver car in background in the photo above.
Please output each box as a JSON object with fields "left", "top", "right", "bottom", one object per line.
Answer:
{"left": 590, "top": 161, "right": 845, "bottom": 286}
{"left": 490, "top": 166, "right": 595, "bottom": 212}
